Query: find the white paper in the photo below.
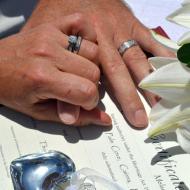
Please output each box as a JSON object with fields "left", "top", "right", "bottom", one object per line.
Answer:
{"left": 1, "top": 92, "right": 190, "bottom": 190}
{"left": 1, "top": 1, "right": 190, "bottom": 190}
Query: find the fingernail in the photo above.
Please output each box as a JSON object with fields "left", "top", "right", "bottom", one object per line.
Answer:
{"left": 93, "top": 112, "right": 112, "bottom": 127}
{"left": 57, "top": 101, "right": 80, "bottom": 125}
{"left": 100, "top": 112, "right": 112, "bottom": 126}
{"left": 59, "top": 112, "right": 78, "bottom": 125}
{"left": 134, "top": 109, "right": 148, "bottom": 128}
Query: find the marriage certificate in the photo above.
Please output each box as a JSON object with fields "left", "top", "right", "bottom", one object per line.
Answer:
{"left": 0, "top": 0, "right": 190, "bottom": 190}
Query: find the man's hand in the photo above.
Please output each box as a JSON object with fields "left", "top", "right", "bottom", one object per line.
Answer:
{"left": 0, "top": 14, "right": 112, "bottom": 126}
{"left": 23, "top": 0, "right": 174, "bottom": 128}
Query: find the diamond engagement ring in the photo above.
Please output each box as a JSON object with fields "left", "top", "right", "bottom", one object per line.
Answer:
{"left": 75, "top": 36, "right": 82, "bottom": 53}
{"left": 68, "top": 35, "right": 82, "bottom": 54}
{"left": 118, "top": 39, "right": 138, "bottom": 56}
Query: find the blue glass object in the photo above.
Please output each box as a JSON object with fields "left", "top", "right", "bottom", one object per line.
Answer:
{"left": 10, "top": 151, "right": 76, "bottom": 190}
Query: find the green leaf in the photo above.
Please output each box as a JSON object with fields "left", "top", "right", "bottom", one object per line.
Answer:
{"left": 177, "top": 43, "right": 190, "bottom": 67}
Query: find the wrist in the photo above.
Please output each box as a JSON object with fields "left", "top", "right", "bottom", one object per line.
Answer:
{"left": 22, "top": 0, "right": 134, "bottom": 32}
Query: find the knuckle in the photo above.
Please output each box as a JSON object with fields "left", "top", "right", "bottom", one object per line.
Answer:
{"left": 133, "top": 50, "right": 146, "bottom": 59}
{"left": 85, "top": 83, "right": 97, "bottom": 98}
{"left": 29, "top": 26, "right": 56, "bottom": 57}
{"left": 109, "top": 61, "right": 126, "bottom": 75}
{"left": 72, "top": 13, "right": 85, "bottom": 26}
{"left": 28, "top": 65, "right": 48, "bottom": 87}
{"left": 125, "top": 47, "right": 146, "bottom": 61}
{"left": 32, "top": 41, "right": 53, "bottom": 57}
{"left": 82, "top": 83, "right": 98, "bottom": 108}
{"left": 70, "top": 13, "right": 86, "bottom": 32}
{"left": 63, "top": 87, "right": 72, "bottom": 100}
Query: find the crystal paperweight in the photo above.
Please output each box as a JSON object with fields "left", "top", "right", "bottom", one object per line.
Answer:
{"left": 10, "top": 151, "right": 75, "bottom": 190}
{"left": 10, "top": 151, "right": 126, "bottom": 190}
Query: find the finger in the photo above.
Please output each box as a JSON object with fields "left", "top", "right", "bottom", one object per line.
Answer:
{"left": 132, "top": 23, "right": 175, "bottom": 57}
{"left": 98, "top": 39, "right": 148, "bottom": 128}
{"left": 41, "top": 69, "right": 99, "bottom": 110}
{"left": 52, "top": 43, "right": 100, "bottom": 83}
{"left": 142, "top": 35, "right": 175, "bottom": 57}
{"left": 57, "top": 101, "right": 80, "bottom": 125}
{"left": 30, "top": 100, "right": 60, "bottom": 122}
{"left": 78, "top": 39, "right": 99, "bottom": 64}
{"left": 56, "top": 13, "right": 97, "bottom": 42}
{"left": 54, "top": 30, "right": 99, "bottom": 63}
{"left": 31, "top": 101, "right": 112, "bottom": 127}
{"left": 146, "top": 36, "right": 175, "bottom": 57}
{"left": 74, "top": 107, "right": 112, "bottom": 127}
{"left": 125, "top": 22, "right": 175, "bottom": 104}
{"left": 118, "top": 40, "right": 158, "bottom": 106}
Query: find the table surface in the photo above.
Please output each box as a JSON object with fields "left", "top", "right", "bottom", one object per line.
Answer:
{"left": 126, "top": 0, "right": 188, "bottom": 41}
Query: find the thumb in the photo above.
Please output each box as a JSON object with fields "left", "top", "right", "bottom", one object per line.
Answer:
{"left": 57, "top": 101, "right": 80, "bottom": 125}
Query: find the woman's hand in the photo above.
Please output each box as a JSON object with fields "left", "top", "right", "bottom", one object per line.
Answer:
{"left": 0, "top": 14, "right": 112, "bottom": 126}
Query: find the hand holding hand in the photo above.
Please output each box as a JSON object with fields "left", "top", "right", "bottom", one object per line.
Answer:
{"left": 0, "top": 14, "right": 111, "bottom": 126}
{"left": 23, "top": 0, "right": 175, "bottom": 128}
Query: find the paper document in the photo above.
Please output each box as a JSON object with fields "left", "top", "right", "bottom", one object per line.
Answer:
{"left": 0, "top": 0, "right": 190, "bottom": 190}
{"left": 1, "top": 92, "right": 190, "bottom": 190}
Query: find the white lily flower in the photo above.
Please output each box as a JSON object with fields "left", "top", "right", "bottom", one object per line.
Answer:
{"left": 139, "top": 61, "right": 190, "bottom": 104}
{"left": 176, "top": 121, "right": 190, "bottom": 153}
{"left": 149, "top": 99, "right": 178, "bottom": 123}
{"left": 177, "top": 31, "right": 190, "bottom": 45}
{"left": 148, "top": 102, "right": 190, "bottom": 137}
{"left": 148, "top": 101, "right": 190, "bottom": 153}
{"left": 167, "top": 4, "right": 190, "bottom": 28}
{"left": 142, "top": 58, "right": 190, "bottom": 153}
{"left": 151, "top": 30, "right": 180, "bottom": 51}
{"left": 148, "top": 57, "right": 178, "bottom": 69}
{"left": 146, "top": 0, "right": 190, "bottom": 154}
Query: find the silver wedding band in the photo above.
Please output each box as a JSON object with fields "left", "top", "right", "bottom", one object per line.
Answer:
{"left": 118, "top": 39, "right": 138, "bottom": 56}
{"left": 67, "top": 35, "right": 82, "bottom": 54}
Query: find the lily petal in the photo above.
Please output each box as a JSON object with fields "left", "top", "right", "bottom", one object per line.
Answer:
{"left": 151, "top": 30, "right": 180, "bottom": 51}
{"left": 177, "top": 31, "right": 190, "bottom": 45}
{"left": 139, "top": 62, "right": 190, "bottom": 103}
{"left": 167, "top": 5, "right": 190, "bottom": 28}
{"left": 150, "top": 99, "right": 178, "bottom": 124}
{"left": 148, "top": 57, "right": 178, "bottom": 69}
{"left": 176, "top": 121, "right": 190, "bottom": 153}
{"left": 148, "top": 103, "right": 190, "bottom": 137}
{"left": 182, "top": 0, "right": 190, "bottom": 6}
